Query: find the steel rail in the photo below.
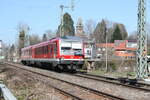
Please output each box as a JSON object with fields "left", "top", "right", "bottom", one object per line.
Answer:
{"left": 73, "top": 73, "right": 150, "bottom": 92}
{"left": 1, "top": 63, "right": 83, "bottom": 100}
{"left": 81, "top": 73, "right": 150, "bottom": 87}
{"left": 4, "top": 62, "right": 126, "bottom": 100}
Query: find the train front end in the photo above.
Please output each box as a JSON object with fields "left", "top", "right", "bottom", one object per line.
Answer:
{"left": 58, "top": 36, "right": 84, "bottom": 71}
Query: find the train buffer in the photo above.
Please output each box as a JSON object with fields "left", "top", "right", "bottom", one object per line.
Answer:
{"left": 0, "top": 83, "right": 17, "bottom": 100}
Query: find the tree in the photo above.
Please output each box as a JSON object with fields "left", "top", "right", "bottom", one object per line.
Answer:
{"left": 42, "top": 34, "right": 47, "bottom": 42}
{"left": 2, "top": 43, "right": 9, "bottom": 60}
{"left": 107, "top": 27, "right": 114, "bottom": 43}
{"left": 117, "top": 24, "right": 128, "bottom": 40}
{"left": 44, "top": 30, "right": 56, "bottom": 40}
{"left": 128, "top": 31, "right": 137, "bottom": 40}
{"left": 9, "top": 44, "right": 15, "bottom": 61}
{"left": 93, "top": 19, "right": 107, "bottom": 43}
{"left": 57, "top": 13, "right": 75, "bottom": 37}
{"left": 111, "top": 25, "right": 123, "bottom": 43}
{"left": 29, "top": 34, "right": 41, "bottom": 45}
{"left": 84, "top": 19, "right": 96, "bottom": 39}
{"left": 18, "top": 23, "right": 30, "bottom": 57}
{"left": 85, "top": 19, "right": 96, "bottom": 34}
{"left": 10, "top": 44, "right": 15, "bottom": 55}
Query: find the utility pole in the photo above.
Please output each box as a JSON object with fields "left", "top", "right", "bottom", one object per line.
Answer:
{"left": 105, "top": 26, "right": 108, "bottom": 72}
{"left": 137, "top": 0, "right": 148, "bottom": 79}
{"left": 59, "top": 0, "right": 75, "bottom": 37}
{"left": 105, "top": 34, "right": 108, "bottom": 72}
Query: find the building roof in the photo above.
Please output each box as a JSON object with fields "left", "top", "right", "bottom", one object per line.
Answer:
{"left": 115, "top": 52, "right": 135, "bottom": 57}
{"left": 96, "top": 43, "right": 114, "bottom": 48}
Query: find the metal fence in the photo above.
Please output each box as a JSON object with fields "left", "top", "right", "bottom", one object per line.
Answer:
{"left": 0, "top": 83, "right": 17, "bottom": 100}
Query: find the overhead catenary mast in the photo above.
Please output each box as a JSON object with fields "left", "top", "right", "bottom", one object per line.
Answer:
{"left": 60, "top": 0, "right": 75, "bottom": 37}
{"left": 137, "top": 0, "right": 148, "bottom": 79}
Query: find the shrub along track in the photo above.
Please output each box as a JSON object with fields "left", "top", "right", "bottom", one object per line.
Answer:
{"left": 3, "top": 62, "right": 126, "bottom": 100}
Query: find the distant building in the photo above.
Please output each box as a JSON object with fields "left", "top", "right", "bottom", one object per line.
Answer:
{"left": 75, "top": 18, "right": 86, "bottom": 37}
{"left": 114, "top": 40, "right": 137, "bottom": 58}
{"left": 84, "top": 41, "right": 96, "bottom": 59}
{"left": 96, "top": 43, "right": 114, "bottom": 59}
{"left": 96, "top": 40, "right": 137, "bottom": 59}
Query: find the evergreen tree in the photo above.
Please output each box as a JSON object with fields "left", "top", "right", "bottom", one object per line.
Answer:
{"left": 117, "top": 24, "right": 128, "bottom": 39}
{"left": 57, "top": 13, "right": 75, "bottom": 37}
{"left": 111, "top": 25, "right": 122, "bottom": 43}
{"left": 42, "top": 34, "right": 47, "bottom": 41}
{"left": 93, "top": 19, "right": 107, "bottom": 43}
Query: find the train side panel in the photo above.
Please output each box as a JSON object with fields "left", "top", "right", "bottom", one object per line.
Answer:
{"left": 21, "top": 37, "right": 84, "bottom": 71}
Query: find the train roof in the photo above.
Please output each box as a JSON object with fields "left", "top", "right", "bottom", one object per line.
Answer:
{"left": 60, "top": 36, "right": 82, "bottom": 41}
{"left": 22, "top": 36, "right": 82, "bottom": 50}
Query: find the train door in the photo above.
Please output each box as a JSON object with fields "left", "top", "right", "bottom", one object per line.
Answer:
{"left": 49, "top": 43, "right": 57, "bottom": 58}
{"left": 53, "top": 43, "right": 57, "bottom": 58}
{"left": 50, "top": 44, "right": 53, "bottom": 58}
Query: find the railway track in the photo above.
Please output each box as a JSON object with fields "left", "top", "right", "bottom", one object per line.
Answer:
{"left": 3, "top": 62, "right": 126, "bottom": 100}
{"left": 72, "top": 72, "right": 150, "bottom": 92}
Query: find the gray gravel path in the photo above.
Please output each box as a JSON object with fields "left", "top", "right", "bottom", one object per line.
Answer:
{"left": 10, "top": 63, "right": 150, "bottom": 100}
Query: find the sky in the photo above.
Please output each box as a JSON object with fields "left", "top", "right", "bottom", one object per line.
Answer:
{"left": 0, "top": 0, "right": 150, "bottom": 44}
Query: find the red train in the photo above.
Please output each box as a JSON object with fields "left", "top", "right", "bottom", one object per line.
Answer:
{"left": 21, "top": 36, "right": 84, "bottom": 72}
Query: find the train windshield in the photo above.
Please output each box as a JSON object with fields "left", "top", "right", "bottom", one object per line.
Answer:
{"left": 61, "top": 41, "right": 83, "bottom": 55}
{"left": 61, "top": 47, "right": 82, "bottom": 55}
{"left": 61, "top": 47, "right": 72, "bottom": 55}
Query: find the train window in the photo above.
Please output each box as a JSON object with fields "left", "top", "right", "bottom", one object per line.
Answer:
{"left": 54, "top": 44, "right": 57, "bottom": 56}
{"left": 40, "top": 47, "right": 42, "bottom": 54}
{"left": 73, "top": 49, "right": 82, "bottom": 55}
{"left": 44, "top": 46, "right": 46, "bottom": 54}
{"left": 29, "top": 49, "right": 32, "bottom": 56}
{"left": 35, "top": 49, "right": 36, "bottom": 55}
{"left": 47, "top": 45, "right": 48, "bottom": 54}
{"left": 42, "top": 47, "right": 44, "bottom": 54}
{"left": 35, "top": 48, "right": 37, "bottom": 55}
{"left": 44, "top": 46, "right": 48, "bottom": 54}
{"left": 34, "top": 45, "right": 49, "bottom": 55}
{"left": 46, "top": 45, "right": 48, "bottom": 54}
{"left": 61, "top": 47, "right": 72, "bottom": 55}
{"left": 50, "top": 44, "right": 53, "bottom": 55}
{"left": 61, "top": 47, "right": 71, "bottom": 50}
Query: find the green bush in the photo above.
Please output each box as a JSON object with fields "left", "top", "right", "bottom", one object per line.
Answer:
{"left": 109, "top": 62, "right": 116, "bottom": 71}
{"left": 94, "top": 61, "right": 117, "bottom": 72}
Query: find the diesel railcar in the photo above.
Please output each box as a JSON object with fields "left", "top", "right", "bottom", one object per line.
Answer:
{"left": 21, "top": 36, "right": 84, "bottom": 72}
